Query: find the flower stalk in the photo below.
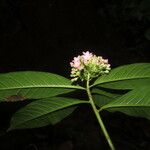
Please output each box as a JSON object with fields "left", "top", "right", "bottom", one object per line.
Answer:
{"left": 86, "top": 74, "right": 115, "bottom": 150}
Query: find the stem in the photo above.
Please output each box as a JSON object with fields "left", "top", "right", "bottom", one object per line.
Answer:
{"left": 86, "top": 75, "right": 115, "bottom": 150}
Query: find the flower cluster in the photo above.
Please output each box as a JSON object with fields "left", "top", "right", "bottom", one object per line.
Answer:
{"left": 70, "top": 51, "right": 111, "bottom": 82}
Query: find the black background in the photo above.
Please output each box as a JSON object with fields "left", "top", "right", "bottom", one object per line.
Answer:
{"left": 0, "top": 0, "right": 149, "bottom": 75}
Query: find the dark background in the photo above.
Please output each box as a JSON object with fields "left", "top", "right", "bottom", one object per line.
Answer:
{"left": 0, "top": 0, "right": 150, "bottom": 150}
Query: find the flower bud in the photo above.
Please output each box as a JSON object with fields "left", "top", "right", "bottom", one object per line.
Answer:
{"left": 70, "top": 51, "right": 111, "bottom": 82}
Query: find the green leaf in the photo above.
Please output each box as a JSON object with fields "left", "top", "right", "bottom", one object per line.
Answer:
{"left": 100, "top": 86, "right": 150, "bottom": 120}
{"left": 0, "top": 71, "right": 84, "bottom": 102}
{"left": 92, "top": 88, "right": 122, "bottom": 107}
{"left": 9, "top": 97, "right": 88, "bottom": 130}
{"left": 93, "top": 94, "right": 115, "bottom": 108}
{"left": 93, "top": 63, "right": 150, "bottom": 89}
{"left": 9, "top": 106, "right": 77, "bottom": 130}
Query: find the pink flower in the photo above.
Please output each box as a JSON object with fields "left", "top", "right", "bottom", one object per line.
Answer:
{"left": 70, "top": 56, "right": 82, "bottom": 69}
{"left": 70, "top": 51, "right": 111, "bottom": 82}
{"left": 102, "top": 59, "right": 108, "bottom": 64}
{"left": 82, "top": 51, "right": 93, "bottom": 62}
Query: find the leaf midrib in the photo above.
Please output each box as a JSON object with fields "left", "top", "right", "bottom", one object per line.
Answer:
{"left": 0, "top": 85, "right": 85, "bottom": 90}
{"left": 93, "top": 76, "right": 150, "bottom": 87}
{"left": 101, "top": 105, "right": 150, "bottom": 111}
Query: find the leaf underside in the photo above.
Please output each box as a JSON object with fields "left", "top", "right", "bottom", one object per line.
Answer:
{"left": 92, "top": 88, "right": 122, "bottom": 107}
{"left": 101, "top": 86, "right": 150, "bottom": 120}
{"left": 0, "top": 71, "right": 84, "bottom": 102}
{"left": 93, "top": 63, "right": 150, "bottom": 89}
{"left": 9, "top": 97, "right": 88, "bottom": 130}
